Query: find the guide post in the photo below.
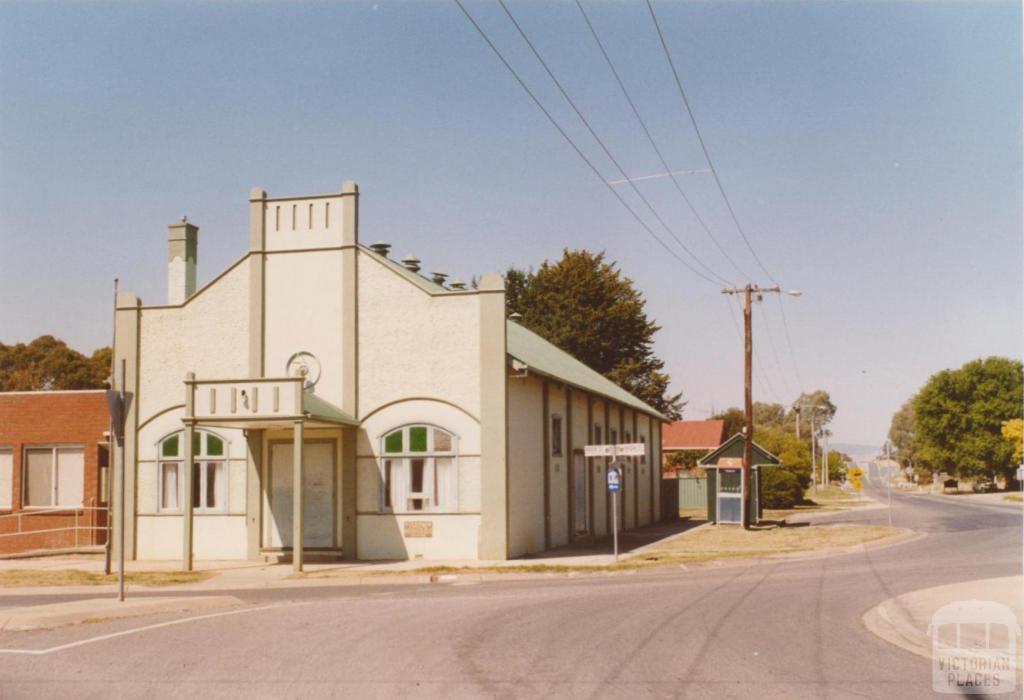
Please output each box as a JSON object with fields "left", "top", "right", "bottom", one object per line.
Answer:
{"left": 583, "top": 442, "right": 645, "bottom": 564}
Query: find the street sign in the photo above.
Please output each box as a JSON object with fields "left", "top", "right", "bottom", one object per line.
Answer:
{"left": 614, "top": 443, "right": 647, "bottom": 457}
{"left": 584, "top": 444, "right": 615, "bottom": 457}
{"left": 607, "top": 467, "right": 621, "bottom": 492}
{"left": 1017, "top": 466, "right": 1024, "bottom": 482}
{"left": 583, "top": 443, "right": 647, "bottom": 458}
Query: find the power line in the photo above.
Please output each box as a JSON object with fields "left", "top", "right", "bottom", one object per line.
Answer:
{"left": 575, "top": 0, "right": 749, "bottom": 281}
{"left": 453, "top": 0, "right": 725, "bottom": 286}
{"left": 645, "top": 0, "right": 808, "bottom": 395}
{"left": 495, "top": 0, "right": 734, "bottom": 286}
{"left": 645, "top": 0, "right": 775, "bottom": 284}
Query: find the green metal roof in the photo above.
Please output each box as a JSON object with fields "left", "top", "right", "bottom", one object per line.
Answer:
{"left": 698, "top": 432, "right": 781, "bottom": 467}
{"left": 506, "top": 321, "right": 668, "bottom": 421}
{"left": 302, "top": 391, "right": 358, "bottom": 426}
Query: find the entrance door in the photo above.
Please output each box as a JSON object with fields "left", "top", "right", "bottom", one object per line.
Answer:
{"left": 717, "top": 468, "right": 743, "bottom": 524}
{"left": 573, "top": 454, "right": 588, "bottom": 534}
{"left": 267, "top": 441, "right": 335, "bottom": 548}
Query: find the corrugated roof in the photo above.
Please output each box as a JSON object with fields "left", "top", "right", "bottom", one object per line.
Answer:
{"left": 302, "top": 391, "right": 358, "bottom": 426}
{"left": 506, "top": 321, "right": 668, "bottom": 421}
{"left": 663, "top": 420, "right": 726, "bottom": 450}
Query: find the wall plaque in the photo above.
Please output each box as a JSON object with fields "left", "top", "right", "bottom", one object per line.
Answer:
{"left": 404, "top": 521, "right": 433, "bottom": 538}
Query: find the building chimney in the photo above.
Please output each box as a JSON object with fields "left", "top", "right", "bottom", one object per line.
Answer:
{"left": 369, "top": 241, "right": 391, "bottom": 257}
{"left": 431, "top": 271, "right": 448, "bottom": 286}
{"left": 448, "top": 277, "right": 467, "bottom": 290}
{"left": 401, "top": 254, "right": 421, "bottom": 273}
{"left": 167, "top": 217, "right": 198, "bottom": 304}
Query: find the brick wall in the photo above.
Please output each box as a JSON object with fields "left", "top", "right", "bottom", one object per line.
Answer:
{"left": 0, "top": 391, "right": 109, "bottom": 554}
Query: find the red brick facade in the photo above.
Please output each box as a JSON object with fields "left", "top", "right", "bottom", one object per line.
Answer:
{"left": 0, "top": 391, "right": 109, "bottom": 554}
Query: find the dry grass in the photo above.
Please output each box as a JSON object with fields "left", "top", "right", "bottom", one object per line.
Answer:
{"left": 636, "top": 523, "right": 898, "bottom": 564}
{"left": 0, "top": 569, "right": 212, "bottom": 588}
{"left": 763, "top": 485, "right": 874, "bottom": 520}
{"left": 1003, "top": 494, "right": 1023, "bottom": 503}
{"left": 297, "top": 524, "right": 904, "bottom": 579}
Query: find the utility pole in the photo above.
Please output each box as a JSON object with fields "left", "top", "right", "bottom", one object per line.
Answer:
{"left": 722, "top": 284, "right": 801, "bottom": 529}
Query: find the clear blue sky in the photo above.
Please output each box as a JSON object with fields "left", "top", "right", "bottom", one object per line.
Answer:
{"left": 1, "top": 1, "right": 1020, "bottom": 447}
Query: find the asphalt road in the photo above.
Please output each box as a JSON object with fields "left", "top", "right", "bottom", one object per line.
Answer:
{"left": 0, "top": 488, "right": 1019, "bottom": 699}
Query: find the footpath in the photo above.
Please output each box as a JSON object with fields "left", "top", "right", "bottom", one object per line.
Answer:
{"left": 863, "top": 575, "right": 1024, "bottom": 668}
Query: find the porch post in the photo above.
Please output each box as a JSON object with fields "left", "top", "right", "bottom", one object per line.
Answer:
{"left": 293, "top": 419, "right": 304, "bottom": 572}
{"left": 182, "top": 373, "right": 196, "bottom": 572}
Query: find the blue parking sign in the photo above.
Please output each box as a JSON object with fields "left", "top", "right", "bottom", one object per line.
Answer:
{"left": 607, "top": 467, "right": 621, "bottom": 492}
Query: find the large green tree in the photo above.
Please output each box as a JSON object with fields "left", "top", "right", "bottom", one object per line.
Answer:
{"left": 913, "top": 357, "right": 1023, "bottom": 479}
{"left": 887, "top": 399, "right": 918, "bottom": 469}
{"left": 505, "top": 249, "right": 684, "bottom": 419}
{"left": 0, "top": 336, "right": 111, "bottom": 391}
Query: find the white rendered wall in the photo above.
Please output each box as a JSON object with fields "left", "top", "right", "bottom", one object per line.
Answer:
{"left": 263, "top": 250, "right": 345, "bottom": 406}
{"left": 507, "top": 375, "right": 544, "bottom": 558}
{"left": 138, "top": 262, "right": 250, "bottom": 423}
{"left": 590, "top": 400, "right": 607, "bottom": 538}
{"left": 547, "top": 383, "right": 569, "bottom": 548}
{"left": 357, "top": 253, "right": 481, "bottom": 420}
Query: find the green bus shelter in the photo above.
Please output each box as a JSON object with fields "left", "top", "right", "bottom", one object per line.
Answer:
{"left": 699, "top": 433, "right": 781, "bottom": 525}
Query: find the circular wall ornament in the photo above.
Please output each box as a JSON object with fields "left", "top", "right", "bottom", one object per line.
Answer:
{"left": 286, "top": 351, "right": 321, "bottom": 389}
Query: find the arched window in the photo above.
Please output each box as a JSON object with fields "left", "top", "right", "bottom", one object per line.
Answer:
{"left": 379, "top": 425, "right": 457, "bottom": 513}
{"left": 157, "top": 430, "right": 227, "bottom": 513}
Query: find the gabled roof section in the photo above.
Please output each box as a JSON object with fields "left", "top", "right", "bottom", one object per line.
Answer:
{"left": 663, "top": 420, "right": 725, "bottom": 450}
{"left": 698, "top": 432, "right": 781, "bottom": 467}
{"left": 506, "top": 321, "right": 668, "bottom": 421}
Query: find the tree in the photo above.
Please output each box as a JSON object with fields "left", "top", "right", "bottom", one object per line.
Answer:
{"left": 1002, "top": 419, "right": 1023, "bottom": 466}
{"left": 888, "top": 399, "right": 918, "bottom": 469}
{"left": 913, "top": 357, "right": 1023, "bottom": 480}
{"left": 0, "top": 336, "right": 111, "bottom": 391}
{"left": 791, "top": 390, "right": 837, "bottom": 438}
{"left": 761, "top": 469, "right": 803, "bottom": 509}
{"left": 505, "top": 250, "right": 684, "bottom": 418}
{"left": 713, "top": 407, "right": 745, "bottom": 440}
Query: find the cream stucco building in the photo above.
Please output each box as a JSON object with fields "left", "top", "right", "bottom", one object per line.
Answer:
{"left": 111, "top": 181, "right": 666, "bottom": 568}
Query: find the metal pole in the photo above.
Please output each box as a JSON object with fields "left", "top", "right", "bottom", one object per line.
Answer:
{"left": 105, "top": 279, "right": 117, "bottom": 576}
{"left": 612, "top": 468, "right": 619, "bottom": 563}
{"left": 118, "top": 359, "right": 126, "bottom": 603}
{"left": 823, "top": 430, "right": 830, "bottom": 488}
{"left": 810, "top": 417, "right": 817, "bottom": 495}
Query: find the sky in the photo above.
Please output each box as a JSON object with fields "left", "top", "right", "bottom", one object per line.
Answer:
{"left": 0, "top": 1, "right": 1020, "bottom": 447}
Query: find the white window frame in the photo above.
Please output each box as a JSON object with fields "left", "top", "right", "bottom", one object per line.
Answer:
{"left": 0, "top": 446, "right": 13, "bottom": 510}
{"left": 378, "top": 425, "right": 459, "bottom": 514}
{"left": 156, "top": 430, "right": 229, "bottom": 514}
{"left": 21, "top": 445, "right": 84, "bottom": 509}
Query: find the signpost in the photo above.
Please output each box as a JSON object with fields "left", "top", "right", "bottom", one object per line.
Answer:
{"left": 583, "top": 443, "right": 646, "bottom": 562}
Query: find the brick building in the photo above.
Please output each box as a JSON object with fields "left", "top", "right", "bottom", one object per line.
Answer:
{"left": 0, "top": 390, "right": 109, "bottom": 554}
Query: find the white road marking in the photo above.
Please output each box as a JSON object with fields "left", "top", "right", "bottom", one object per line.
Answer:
{"left": 0, "top": 602, "right": 304, "bottom": 656}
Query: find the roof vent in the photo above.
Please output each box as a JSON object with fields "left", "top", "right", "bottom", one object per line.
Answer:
{"left": 400, "top": 254, "right": 421, "bottom": 273}
{"left": 369, "top": 241, "right": 391, "bottom": 257}
{"left": 431, "top": 271, "right": 448, "bottom": 286}
{"left": 509, "top": 312, "right": 523, "bottom": 321}
{"left": 448, "top": 277, "right": 466, "bottom": 290}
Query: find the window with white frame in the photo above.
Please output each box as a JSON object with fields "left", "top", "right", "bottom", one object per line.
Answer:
{"left": 379, "top": 425, "right": 458, "bottom": 513}
{"left": 0, "top": 447, "right": 12, "bottom": 509}
{"left": 157, "top": 430, "right": 227, "bottom": 513}
{"left": 23, "top": 446, "right": 83, "bottom": 508}
{"left": 551, "top": 415, "right": 563, "bottom": 456}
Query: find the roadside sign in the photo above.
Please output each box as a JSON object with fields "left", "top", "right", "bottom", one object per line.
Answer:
{"left": 607, "top": 467, "right": 621, "bottom": 492}
{"left": 614, "top": 443, "right": 646, "bottom": 457}
{"left": 583, "top": 443, "right": 647, "bottom": 458}
{"left": 1017, "top": 466, "right": 1024, "bottom": 482}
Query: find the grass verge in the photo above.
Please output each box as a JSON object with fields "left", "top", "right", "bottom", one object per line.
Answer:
{"left": 295, "top": 524, "right": 906, "bottom": 580}
{"left": 0, "top": 570, "right": 213, "bottom": 588}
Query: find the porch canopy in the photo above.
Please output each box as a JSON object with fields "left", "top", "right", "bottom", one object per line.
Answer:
{"left": 180, "top": 374, "right": 356, "bottom": 571}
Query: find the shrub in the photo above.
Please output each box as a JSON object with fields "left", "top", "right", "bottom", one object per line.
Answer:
{"left": 762, "top": 469, "right": 803, "bottom": 509}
